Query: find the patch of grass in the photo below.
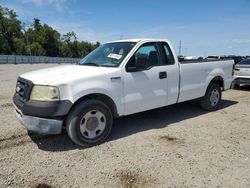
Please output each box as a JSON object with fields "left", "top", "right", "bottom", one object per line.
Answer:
{"left": 0, "top": 102, "right": 13, "bottom": 108}
{"left": 31, "top": 183, "right": 54, "bottom": 188}
{"left": 159, "top": 135, "right": 185, "bottom": 144}
{"left": 116, "top": 171, "right": 156, "bottom": 188}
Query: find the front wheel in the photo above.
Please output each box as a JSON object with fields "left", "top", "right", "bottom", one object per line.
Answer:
{"left": 66, "top": 99, "right": 113, "bottom": 147}
{"left": 200, "top": 83, "right": 222, "bottom": 111}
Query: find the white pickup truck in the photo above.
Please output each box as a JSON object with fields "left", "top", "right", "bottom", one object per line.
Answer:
{"left": 13, "top": 39, "right": 234, "bottom": 146}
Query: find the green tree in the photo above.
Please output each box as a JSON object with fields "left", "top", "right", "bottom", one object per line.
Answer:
{"left": 33, "top": 18, "right": 41, "bottom": 31}
{"left": 13, "top": 37, "right": 26, "bottom": 54}
{"left": 40, "top": 24, "right": 60, "bottom": 56}
{"left": 59, "top": 32, "right": 79, "bottom": 57}
{"left": 26, "top": 42, "right": 45, "bottom": 56}
{"left": 0, "top": 6, "right": 24, "bottom": 54}
{"left": 0, "top": 5, "right": 100, "bottom": 57}
{"left": 62, "top": 32, "right": 77, "bottom": 43}
{"left": 25, "top": 20, "right": 60, "bottom": 56}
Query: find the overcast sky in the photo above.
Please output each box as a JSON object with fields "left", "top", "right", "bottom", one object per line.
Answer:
{"left": 1, "top": 0, "right": 250, "bottom": 56}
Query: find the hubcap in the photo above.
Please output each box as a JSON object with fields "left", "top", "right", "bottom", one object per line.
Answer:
{"left": 80, "top": 110, "right": 106, "bottom": 139}
{"left": 210, "top": 89, "right": 220, "bottom": 106}
{"left": 86, "top": 117, "right": 99, "bottom": 130}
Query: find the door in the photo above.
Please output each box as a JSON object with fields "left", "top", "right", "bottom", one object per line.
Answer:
{"left": 160, "top": 42, "right": 179, "bottom": 105}
{"left": 123, "top": 42, "right": 168, "bottom": 115}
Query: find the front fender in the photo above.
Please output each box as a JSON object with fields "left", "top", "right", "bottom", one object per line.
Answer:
{"left": 59, "top": 79, "right": 124, "bottom": 116}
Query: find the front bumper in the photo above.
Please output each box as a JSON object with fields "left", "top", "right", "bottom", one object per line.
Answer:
{"left": 14, "top": 104, "right": 63, "bottom": 134}
{"left": 13, "top": 93, "right": 73, "bottom": 135}
{"left": 13, "top": 94, "right": 72, "bottom": 118}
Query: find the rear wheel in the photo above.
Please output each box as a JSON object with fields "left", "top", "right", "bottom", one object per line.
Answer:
{"left": 200, "top": 83, "right": 221, "bottom": 111}
{"left": 66, "top": 99, "right": 113, "bottom": 147}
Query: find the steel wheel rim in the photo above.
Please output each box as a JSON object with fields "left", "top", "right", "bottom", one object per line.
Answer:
{"left": 210, "top": 89, "right": 220, "bottom": 106}
{"left": 80, "top": 110, "right": 106, "bottom": 139}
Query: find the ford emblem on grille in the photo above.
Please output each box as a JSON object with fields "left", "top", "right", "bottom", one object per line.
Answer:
{"left": 16, "top": 86, "right": 21, "bottom": 93}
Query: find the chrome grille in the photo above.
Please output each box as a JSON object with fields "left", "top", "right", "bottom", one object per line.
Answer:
{"left": 15, "top": 77, "right": 33, "bottom": 102}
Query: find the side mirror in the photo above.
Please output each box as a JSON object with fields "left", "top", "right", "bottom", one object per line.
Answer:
{"left": 126, "top": 55, "right": 147, "bottom": 72}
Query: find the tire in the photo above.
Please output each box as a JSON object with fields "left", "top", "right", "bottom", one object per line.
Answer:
{"left": 66, "top": 99, "right": 113, "bottom": 147}
{"left": 200, "top": 83, "right": 222, "bottom": 111}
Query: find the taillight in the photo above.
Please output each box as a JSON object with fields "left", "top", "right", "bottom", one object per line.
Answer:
{"left": 232, "top": 64, "right": 239, "bottom": 76}
{"left": 234, "top": 64, "right": 240, "bottom": 71}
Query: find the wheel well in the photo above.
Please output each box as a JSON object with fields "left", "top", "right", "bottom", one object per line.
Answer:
{"left": 210, "top": 76, "right": 224, "bottom": 90}
{"left": 70, "top": 93, "right": 119, "bottom": 118}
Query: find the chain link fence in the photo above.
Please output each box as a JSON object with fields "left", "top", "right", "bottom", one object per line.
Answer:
{"left": 0, "top": 55, "right": 81, "bottom": 64}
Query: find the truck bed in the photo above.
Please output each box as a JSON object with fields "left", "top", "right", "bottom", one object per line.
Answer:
{"left": 178, "top": 58, "right": 234, "bottom": 103}
{"left": 179, "top": 58, "right": 234, "bottom": 64}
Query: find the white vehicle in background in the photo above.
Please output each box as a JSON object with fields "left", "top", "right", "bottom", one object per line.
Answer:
{"left": 206, "top": 55, "right": 219, "bottom": 59}
{"left": 184, "top": 56, "right": 198, "bottom": 60}
{"left": 233, "top": 58, "right": 250, "bottom": 87}
{"left": 13, "top": 39, "right": 235, "bottom": 146}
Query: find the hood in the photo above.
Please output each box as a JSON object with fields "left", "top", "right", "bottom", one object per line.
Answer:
{"left": 20, "top": 65, "right": 118, "bottom": 85}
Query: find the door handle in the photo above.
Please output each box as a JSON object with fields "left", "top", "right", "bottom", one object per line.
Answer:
{"left": 159, "top": 71, "right": 167, "bottom": 79}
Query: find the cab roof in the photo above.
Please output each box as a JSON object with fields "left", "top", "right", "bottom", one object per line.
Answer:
{"left": 106, "top": 38, "right": 169, "bottom": 43}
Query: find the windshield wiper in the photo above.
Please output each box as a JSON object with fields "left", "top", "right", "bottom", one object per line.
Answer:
{"left": 82, "top": 62, "right": 100, "bottom": 67}
{"left": 81, "top": 62, "right": 117, "bottom": 68}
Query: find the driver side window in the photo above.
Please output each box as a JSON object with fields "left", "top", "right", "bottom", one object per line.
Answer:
{"left": 126, "top": 42, "right": 160, "bottom": 69}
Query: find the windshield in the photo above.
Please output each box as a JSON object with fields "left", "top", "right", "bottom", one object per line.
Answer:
{"left": 79, "top": 42, "right": 136, "bottom": 67}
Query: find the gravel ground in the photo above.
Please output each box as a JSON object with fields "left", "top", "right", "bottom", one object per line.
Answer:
{"left": 0, "top": 64, "right": 249, "bottom": 188}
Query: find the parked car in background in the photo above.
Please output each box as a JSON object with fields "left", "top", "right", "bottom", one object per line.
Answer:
{"left": 233, "top": 58, "right": 250, "bottom": 88}
{"left": 184, "top": 56, "right": 198, "bottom": 60}
{"left": 178, "top": 56, "right": 203, "bottom": 61}
{"left": 178, "top": 55, "right": 185, "bottom": 61}
{"left": 228, "top": 55, "right": 246, "bottom": 64}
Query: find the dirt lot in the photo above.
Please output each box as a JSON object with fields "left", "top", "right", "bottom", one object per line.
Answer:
{"left": 0, "top": 64, "right": 249, "bottom": 188}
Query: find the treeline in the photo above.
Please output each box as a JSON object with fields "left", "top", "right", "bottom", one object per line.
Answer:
{"left": 0, "top": 6, "right": 100, "bottom": 58}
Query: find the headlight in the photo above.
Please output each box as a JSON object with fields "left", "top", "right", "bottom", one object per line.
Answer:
{"left": 30, "top": 85, "right": 60, "bottom": 101}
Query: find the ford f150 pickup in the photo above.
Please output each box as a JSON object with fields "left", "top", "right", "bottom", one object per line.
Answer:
{"left": 13, "top": 39, "right": 234, "bottom": 146}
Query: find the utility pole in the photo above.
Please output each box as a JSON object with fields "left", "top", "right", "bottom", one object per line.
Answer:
{"left": 22, "top": 22, "right": 31, "bottom": 56}
{"left": 185, "top": 48, "right": 188, "bottom": 56}
{"left": 178, "top": 40, "right": 182, "bottom": 56}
